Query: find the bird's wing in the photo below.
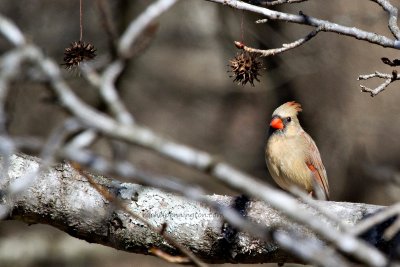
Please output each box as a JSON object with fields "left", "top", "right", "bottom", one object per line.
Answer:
{"left": 302, "top": 132, "right": 330, "bottom": 200}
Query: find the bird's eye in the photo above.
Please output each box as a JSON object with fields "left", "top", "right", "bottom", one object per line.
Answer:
{"left": 286, "top": 117, "right": 291, "bottom": 123}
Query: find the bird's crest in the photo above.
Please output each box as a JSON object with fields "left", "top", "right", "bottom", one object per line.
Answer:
{"left": 272, "top": 101, "right": 303, "bottom": 117}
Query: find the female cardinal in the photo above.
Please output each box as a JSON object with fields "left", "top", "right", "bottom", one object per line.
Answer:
{"left": 265, "top": 101, "right": 329, "bottom": 200}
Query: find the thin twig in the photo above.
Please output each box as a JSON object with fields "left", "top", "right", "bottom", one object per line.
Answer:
{"left": 384, "top": 216, "right": 400, "bottom": 240}
{"left": 66, "top": 129, "right": 97, "bottom": 149}
{"left": 0, "top": 48, "right": 28, "bottom": 187}
{"left": 149, "top": 248, "right": 191, "bottom": 264}
{"left": 80, "top": 62, "right": 135, "bottom": 125}
{"left": 95, "top": 0, "right": 119, "bottom": 57}
{"left": 358, "top": 71, "right": 400, "bottom": 96}
{"left": 118, "top": 0, "right": 178, "bottom": 58}
{"left": 8, "top": 119, "right": 81, "bottom": 194}
{"left": 261, "top": 0, "right": 307, "bottom": 6}
{"left": 0, "top": 47, "right": 28, "bottom": 132}
{"left": 237, "top": 26, "right": 322, "bottom": 57}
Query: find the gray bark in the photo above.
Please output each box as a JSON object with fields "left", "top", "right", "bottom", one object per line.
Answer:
{"left": 4, "top": 154, "right": 383, "bottom": 264}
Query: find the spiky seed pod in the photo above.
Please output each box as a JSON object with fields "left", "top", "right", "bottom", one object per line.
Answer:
{"left": 63, "top": 41, "right": 96, "bottom": 70}
{"left": 229, "top": 52, "right": 262, "bottom": 86}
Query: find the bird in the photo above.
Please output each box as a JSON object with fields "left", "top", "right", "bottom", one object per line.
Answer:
{"left": 265, "top": 101, "right": 329, "bottom": 200}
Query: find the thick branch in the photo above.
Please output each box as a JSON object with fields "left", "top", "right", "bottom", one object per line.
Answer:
{"left": 5, "top": 154, "right": 384, "bottom": 264}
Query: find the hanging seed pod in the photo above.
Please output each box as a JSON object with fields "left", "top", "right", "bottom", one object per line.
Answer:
{"left": 63, "top": 41, "right": 96, "bottom": 70}
{"left": 228, "top": 51, "right": 263, "bottom": 86}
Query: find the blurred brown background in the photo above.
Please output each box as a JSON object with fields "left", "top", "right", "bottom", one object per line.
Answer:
{"left": 0, "top": 0, "right": 399, "bottom": 266}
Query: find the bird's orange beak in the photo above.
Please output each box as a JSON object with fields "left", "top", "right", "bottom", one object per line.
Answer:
{"left": 270, "top": 117, "right": 284, "bottom": 129}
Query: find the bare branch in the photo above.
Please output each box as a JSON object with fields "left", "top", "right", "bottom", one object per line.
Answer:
{"left": 384, "top": 217, "right": 400, "bottom": 240}
{"left": 0, "top": 47, "right": 30, "bottom": 132}
{"left": 94, "top": 0, "right": 119, "bottom": 57}
{"left": 263, "top": 0, "right": 307, "bottom": 6}
{"left": 274, "top": 230, "right": 351, "bottom": 267}
{"left": 206, "top": 0, "right": 400, "bottom": 49}
{"left": 118, "top": 0, "right": 178, "bottom": 58}
{"left": 0, "top": 15, "right": 26, "bottom": 46}
{"left": 7, "top": 119, "right": 80, "bottom": 196}
{"left": 358, "top": 71, "right": 399, "bottom": 96}
{"left": 100, "top": 61, "right": 135, "bottom": 124}
{"left": 371, "top": 0, "right": 400, "bottom": 40}
{"left": 81, "top": 62, "right": 135, "bottom": 125}
{"left": 149, "top": 248, "right": 191, "bottom": 264}
{"left": 236, "top": 26, "right": 322, "bottom": 57}
{"left": 246, "top": 0, "right": 307, "bottom": 6}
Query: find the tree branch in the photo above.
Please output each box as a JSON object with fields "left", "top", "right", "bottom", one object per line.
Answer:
{"left": 371, "top": 0, "right": 400, "bottom": 40}
{"left": 262, "top": 0, "right": 307, "bottom": 6}
{"left": 236, "top": 26, "right": 322, "bottom": 56}
{"left": 358, "top": 71, "right": 399, "bottom": 96}
{"left": 206, "top": 0, "right": 400, "bottom": 49}
{"left": 5, "top": 153, "right": 384, "bottom": 264}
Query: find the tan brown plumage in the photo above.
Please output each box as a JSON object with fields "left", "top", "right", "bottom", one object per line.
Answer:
{"left": 265, "top": 101, "right": 329, "bottom": 200}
